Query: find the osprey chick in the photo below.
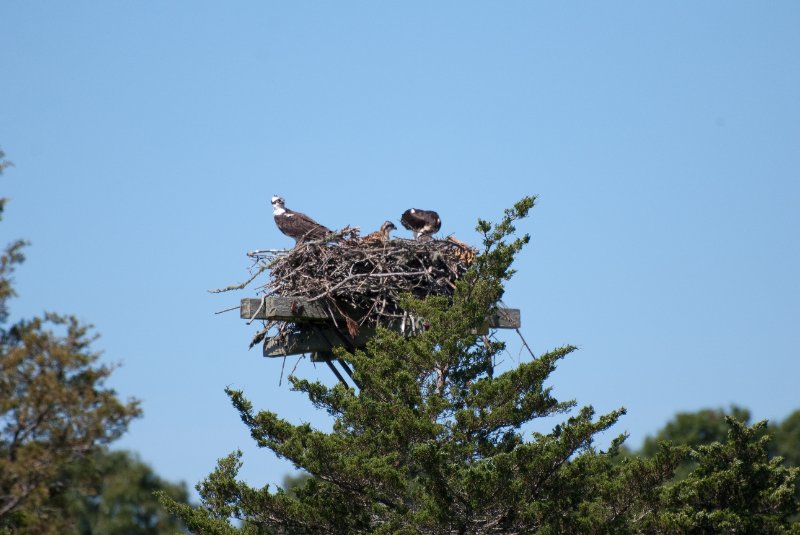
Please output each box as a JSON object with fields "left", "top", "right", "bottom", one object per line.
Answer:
{"left": 400, "top": 208, "right": 441, "bottom": 241}
{"left": 271, "top": 196, "right": 331, "bottom": 243}
{"left": 364, "top": 221, "right": 397, "bottom": 242}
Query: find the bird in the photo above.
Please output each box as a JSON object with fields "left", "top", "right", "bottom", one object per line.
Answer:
{"left": 400, "top": 208, "right": 441, "bottom": 241}
{"left": 271, "top": 196, "right": 332, "bottom": 243}
{"left": 364, "top": 221, "right": 397, "bottom": 243}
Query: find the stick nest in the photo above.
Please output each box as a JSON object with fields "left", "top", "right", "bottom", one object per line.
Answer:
{"left": 241, "top": 228, "right": 477, "bottom": 339}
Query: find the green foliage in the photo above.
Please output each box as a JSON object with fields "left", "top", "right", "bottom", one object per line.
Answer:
{"left": 0, "top": 232, "right": 138, "bottom": 532}
{"left": 280, "top": 471, "right": 312, "bottom": 497}
{"left": 645, "top": 418, "right": 800, "bottom": 533}
{"left": 0, "top": 281, "right": 142, "bottom": 532}
{"left": 0, "top": 147, "right": 26, "bottom": 325}
{"left": 773, "top": 410, "right": 800, "bottom": 469}
{"left": 638, "top": 406, "right": 754, "bottom": 480}
{"left": 0, "top": 148, "right": 189, "bottom": 533}
{"left": 45, "top": 447, "right": 190, "bottom": 534}
{"left": 164, "top": 198, "right": 654, "bottom": 533}
{"left": 640, "top": 406, "right": 752, "bottom": 458}
{"left": 165, "top": 196, "right": 800, "bottom": 533}
{"left": 636, "top": 406, "right": 800, "bottom": 527}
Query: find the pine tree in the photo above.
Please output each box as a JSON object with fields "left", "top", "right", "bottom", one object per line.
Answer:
{"left": 645, "top": 418, "right": 800, "bottom": 534}
{"left": 161, "top": 197, "right": 799, "bottom": 533}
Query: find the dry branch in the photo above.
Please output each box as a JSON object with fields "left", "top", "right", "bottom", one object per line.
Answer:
{"left": 264, "top": 233, "right": 476, "bottom": 328}
{"left": 218, "top": 229, "right": 478, "bottom": 350}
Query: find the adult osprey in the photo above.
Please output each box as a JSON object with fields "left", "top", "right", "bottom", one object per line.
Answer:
{"left": 401, "top": 208, "right": 441, "bottom": 241}
{"left": 364, "top": 221, "right": 397, "bottom": 242}
{"left": 271, "top": 196, "right": 331, "bottom": 243}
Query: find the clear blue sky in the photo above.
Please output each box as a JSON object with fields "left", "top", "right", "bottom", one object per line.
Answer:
{"left": 2, "top": 2, "right": 799, "bottom": 497}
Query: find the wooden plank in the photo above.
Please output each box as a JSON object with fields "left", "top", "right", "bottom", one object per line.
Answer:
{"left": 263, "top": 327, "right": 377, "bottom": 357}
{"left": 241, "top": 297, "right": 520, "bottom": 329}
{"left": 261, "top": 311, "right": 521, "bottom": 359}
{"left": 240, "top": 297, "right": 329, "bottom": 322}
{"left": 489, "top": 308, "right": 521, "bottom": 329}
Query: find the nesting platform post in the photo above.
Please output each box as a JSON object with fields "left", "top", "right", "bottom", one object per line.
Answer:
{"left": 240, "top": 297, "right": 521, "bottom": 359}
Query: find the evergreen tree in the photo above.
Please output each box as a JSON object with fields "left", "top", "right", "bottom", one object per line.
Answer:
{"left": 58, "top": 448, "right": 190, "bottom": 534}
{"left": 636, "top": 406, "right": 800, "bottom": 526}
{"left": 640, "top": 406, "right": 753, "bottom": 458}
{"left": 161, "top": 198, "right": 682, "bottom": 533}
{"left": 645, "top": 418, "right": 800, "bottom": 534}
{"left": 773, "top": 410, "right": 800, "bottom": 469}
{"left": 637, "top": 406, "right": 754, "bottom": 480}
{"left": 161, "top": 197, "right": 799, "bottom": 533}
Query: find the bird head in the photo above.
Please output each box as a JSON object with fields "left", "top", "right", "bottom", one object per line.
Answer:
{"left": 271, "top": 196, "right": 285, "bottom": 208}
{"left": 380, "top": 221, "right": 397, "bottom": 241}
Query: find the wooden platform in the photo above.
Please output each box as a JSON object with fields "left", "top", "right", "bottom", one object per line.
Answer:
{"left": 241, "top": 297, "right": 520, "bottom": 358}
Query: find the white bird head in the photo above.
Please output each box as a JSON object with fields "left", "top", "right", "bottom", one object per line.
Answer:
{"left": 271, "top": 195, "right": 287, "bottom": 215}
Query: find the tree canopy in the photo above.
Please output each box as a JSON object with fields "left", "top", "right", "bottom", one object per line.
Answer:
{"left": 0, "top": 147, "right": 189, "bottom": 534}
{"left": 161, "top": 196, "right": 799, "bottom": 533}
{"left": 57, "top": 447, "right": 190, "bottom": 535}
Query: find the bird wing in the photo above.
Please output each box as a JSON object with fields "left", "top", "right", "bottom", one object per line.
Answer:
{"left": 401, "top": 209, "right": 426, "bottom": 231}
{"left": 401, "top": 209, "right": 440, "bottom": 234}
{"left": 288, "top": 210, "right": 331, "bottom": 240}
{"left": 293, "top": 211, "right": 329, "bottom": 231}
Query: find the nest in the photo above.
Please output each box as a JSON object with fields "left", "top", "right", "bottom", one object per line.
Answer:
{"left": 240, "top": 228, "right": 477, "bottom": 343}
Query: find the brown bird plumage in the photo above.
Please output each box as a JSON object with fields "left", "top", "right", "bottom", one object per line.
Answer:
{"left": 401, "top": 208, "right": 441, "bottom": 241}
{"left": 271, "top": 196, "right": 331, "bottom": 243}
{"left": 364, "top": 221, "right": 397, "bottom": 243}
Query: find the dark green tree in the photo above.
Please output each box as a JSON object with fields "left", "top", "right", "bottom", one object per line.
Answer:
{"left": 636, "top": 406, "right": 754, "bottom": 480}
{"left": 643, "top": 418, "right": 800, "bottom": 534}
{"left": 161, "top": 197, "right": 691, "bottom": 533}
{"left": 161, "top": 197, "right": 799, "bottom": 533}
{"left": 640, "top": 406, "right": 752, "bottom": 458}
{"left": 56, "top": 448, "right": 190, "bottom": 534}
{"left": 773, "top": 410, "right": 800, "bottom": 469}
{"left": 636, "top": 406, "right": 800, "bottom": 526}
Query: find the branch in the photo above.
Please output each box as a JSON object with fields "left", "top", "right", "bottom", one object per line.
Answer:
{"left": 209, "top": 264, "right": 268, "bottom": 293}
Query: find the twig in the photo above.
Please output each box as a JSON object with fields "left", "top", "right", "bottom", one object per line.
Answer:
{"left": 246, "top": 296, "right": 267, "bottom": 325}
{"left": 306, "top": 271, "right": 428, "bottom": 303}
{"left": 226, "top": 234, "right": 478, "bottom": 346}
{"left": 515, "top": 328, "right": 536, "bottom": 360}
{"left": 279, "top": 356, "right": 287, "bottom": 386}
{"left": 209, "top": 264, "right": 268, "bottom": 293}
{"left": 247, "top": 248, "right": 289, "bottom": 257}
{"left": 290, "top": 355, "right": 303, "bottom": 377}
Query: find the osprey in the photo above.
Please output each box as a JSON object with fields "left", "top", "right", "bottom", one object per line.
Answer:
{"left": 400, "top": 208, "right": 441, "bottom": 241}
{"left": 364, "top": 221, "right": 397, "bottom": 242}
{"left": 271, "top": 196, "right": 332, "bottom": 243}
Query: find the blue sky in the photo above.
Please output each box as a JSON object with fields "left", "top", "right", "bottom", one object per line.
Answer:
{"left": 2, "top": 2, "right": 799, "bottom": 497}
